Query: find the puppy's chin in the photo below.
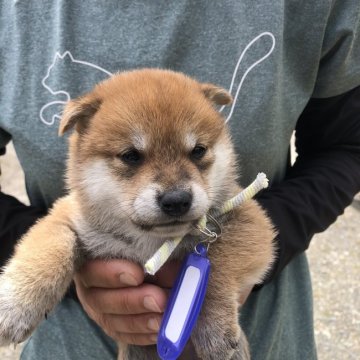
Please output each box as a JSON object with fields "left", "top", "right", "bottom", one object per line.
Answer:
{"left": 151, "top": 222, "right": 194, "bottom": 238}
{"left": 132, "top": 220, "right": 194, "bottom": 239}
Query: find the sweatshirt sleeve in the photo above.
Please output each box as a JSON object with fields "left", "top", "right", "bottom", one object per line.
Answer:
{"left": 256, "top": 85, "right": 360, "bottom": 285}
{"left": 0, "top": 147, "right": 46, "bottom": 268}
{"left": 312, "top": 0, "right": 360, "bottom": 97}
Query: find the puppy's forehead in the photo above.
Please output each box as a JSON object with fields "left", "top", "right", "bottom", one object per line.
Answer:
{"left": 93, "top": 70, "right": 225, "bottom": 147}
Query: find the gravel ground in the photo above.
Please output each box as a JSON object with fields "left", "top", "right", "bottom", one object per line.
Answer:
{"left": 0, "top": 142, "right": 359, "bottom": 359}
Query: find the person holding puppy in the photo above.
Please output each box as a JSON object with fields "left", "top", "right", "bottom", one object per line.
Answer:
{"left": 1, "top": 1, "right": 360, "bottom": 359}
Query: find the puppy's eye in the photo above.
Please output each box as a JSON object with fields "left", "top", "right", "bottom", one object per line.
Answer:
{"left": 119, "top": 149, "right": 143, "bottom": 165}
{"left": 190, "top": 145, "right": 207, "bottom": 160}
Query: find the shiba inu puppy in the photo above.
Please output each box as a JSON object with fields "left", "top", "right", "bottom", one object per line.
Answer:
{"left": 0, "top": 69, "right": 275, "bottom": 359}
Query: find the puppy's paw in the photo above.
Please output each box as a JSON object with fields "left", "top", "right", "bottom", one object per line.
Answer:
{"left": 119, "top": 344, "right": 159, "bottom": 360}
{"left": 229, "top": 327, "right": 250, "bottom": 360}
{"left": 192, "top": 318, "right": 243, "bottom": 360}
{"left": 0, "top": 277, "right": 44, "bottom": 346}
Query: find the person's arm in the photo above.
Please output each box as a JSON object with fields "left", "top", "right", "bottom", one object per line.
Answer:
{"left": 256, "top": 85, "right": 360, "bottom": 285}
{"left": 0, "top": 149, "right": 46, "bottom": 268}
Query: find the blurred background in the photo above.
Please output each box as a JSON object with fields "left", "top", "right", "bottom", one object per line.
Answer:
{"left": 0, "top": 142, "right": 359, "bottom": 359}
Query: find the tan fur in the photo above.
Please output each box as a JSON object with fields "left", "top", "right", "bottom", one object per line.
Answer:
{"left": 0, "top": 69, "right": 275, "bottom": 359}
{"left": 0, "top": 195, "right": 78, "bottom": 345}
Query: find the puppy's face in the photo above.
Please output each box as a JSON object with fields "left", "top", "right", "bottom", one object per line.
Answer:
{"left": 61, "top": 70, "right": 236, "bottom": 239}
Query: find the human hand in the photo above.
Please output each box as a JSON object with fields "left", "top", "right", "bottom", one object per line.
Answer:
{"left": 74, "top": 259, "right": 180, "bottom": 345}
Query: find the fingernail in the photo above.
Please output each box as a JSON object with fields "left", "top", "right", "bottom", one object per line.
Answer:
{"left": 119, "top": 273, "right": 138, "bottom": 287}
{"left": 143, "top": 296, "right": 162, "bottom": 312}
{"left": 150, "top": 334, "right": 158, "bottom": 343}
{"left": 147, "top": 318, "right": 160, "bottom": 332}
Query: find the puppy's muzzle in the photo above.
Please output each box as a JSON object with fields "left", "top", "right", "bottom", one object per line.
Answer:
{"left": 158, "top": 190, "right": 193, "bottom": 217}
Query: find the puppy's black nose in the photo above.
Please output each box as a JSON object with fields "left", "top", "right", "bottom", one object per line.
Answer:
{"left": 159, "top": 190, "right": 193, "bottom": 217}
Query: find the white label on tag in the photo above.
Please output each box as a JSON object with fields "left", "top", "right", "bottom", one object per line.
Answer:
{"left": 164, "top": 265, "right": 200, "bottom": 343}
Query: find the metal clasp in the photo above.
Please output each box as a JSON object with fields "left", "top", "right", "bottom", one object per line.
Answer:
{"left": 194, "top": 214, "right": 222, "bottom": 253}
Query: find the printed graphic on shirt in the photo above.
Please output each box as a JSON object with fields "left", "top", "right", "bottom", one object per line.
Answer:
{"left": 40, "top": 51, "right": 112, "bottom": 126}
{"left": 220, "top": 32, "right": 275, "bottom": 123}
{"left": 40, "top": 32, "right": 275, "bottom": 126}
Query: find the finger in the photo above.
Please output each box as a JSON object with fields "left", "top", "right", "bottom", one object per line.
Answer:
{"left": 116, "top": 332, "right": 158, "bottom": 346}
{"left": 84, "top": 283, "right": 168, "bottom": 315}
{"left": 76, "top": 259, "right": 145, "bottom": 288}
{"left": 146, "top": 260, "right": 181, "bottom": 288}
{"left": 102, "top": 313, "right": 162, "bottom": 334}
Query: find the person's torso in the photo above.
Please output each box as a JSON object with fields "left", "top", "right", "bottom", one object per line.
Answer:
{"left": 0, "top": 0, "right": 335, "bottom": 208}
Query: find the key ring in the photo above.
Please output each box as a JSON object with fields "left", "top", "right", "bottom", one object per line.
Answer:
{"left": 196, "top": 226, "right": 218, "bottom": 240}
{"left": 194, "top": 214, "right": 222, "bottom": 254}
{"left": 194, "top": 241, "right": 212, "bottom": 255}
{"left": 195, "top": 214, "right": 222, "bottom": 238}
{"left": 206, "top": 214, "right": 222, "bottom": 238}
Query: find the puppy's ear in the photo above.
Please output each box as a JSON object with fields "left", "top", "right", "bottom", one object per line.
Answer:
{"left": 201, "top": 83, "right": 232, "bottom": 106}
{"left": 58, "top": 95, "right": 101, "bottom": 136}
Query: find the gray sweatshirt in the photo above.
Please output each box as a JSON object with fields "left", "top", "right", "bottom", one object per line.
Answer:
{"left": 1, "top": 1, "right": 359, "bottom": 359}
{"left": 1, "top": 0, "right": 359, "bottom": 209}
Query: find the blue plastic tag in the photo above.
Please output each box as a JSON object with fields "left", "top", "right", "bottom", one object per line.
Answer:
{"left": 157, "top": 244, "right": 211, "bottom": 360}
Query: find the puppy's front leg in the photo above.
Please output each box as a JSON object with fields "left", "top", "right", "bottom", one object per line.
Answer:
{"left": 118, "top": 344, "right": 159, "bottom": 360}
{"left": 192, "top": 201, "right": 275, "bottom": 360}
{"left": 0, "top": 195, "right": 78, "bottom": 345}
{"left": 191, "top": 274, "right": 249, "bottom": 360}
